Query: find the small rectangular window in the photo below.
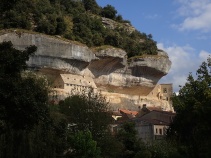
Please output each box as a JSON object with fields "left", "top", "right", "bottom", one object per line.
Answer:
{"left": 159, "top": 129, "right": 162, "bottom": 135}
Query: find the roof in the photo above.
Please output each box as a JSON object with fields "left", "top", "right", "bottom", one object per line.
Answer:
{"left": 59, "top": 74, "right": 97, "bottom": 88}
{"left": 150, "top": 110, "right": 176, "bottom": 115}
{"left": 159, "top": 83, "right": 173, "bottom": 86}
{"left": 119, "top": 109, "right": 138, "bottom": 116}
{"left": 147, "top": 106, "right": 162, "bottom": 111}
{"left": 135, "top": 118, "right": 171, "bottom": 126}
{"left": 112, "top": 111, "right": 122, "bottom": 116}
{"left": 135, "top": 110, "right": 176, "bottom": 125}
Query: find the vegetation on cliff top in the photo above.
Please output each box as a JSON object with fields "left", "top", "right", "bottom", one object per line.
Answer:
{"left": 0, "top": 0, "right": 157, "bottom": 57}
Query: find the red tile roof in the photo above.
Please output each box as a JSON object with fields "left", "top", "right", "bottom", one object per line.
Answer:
{"left": 119, "top": 109, "right": 138, "bottom": 116}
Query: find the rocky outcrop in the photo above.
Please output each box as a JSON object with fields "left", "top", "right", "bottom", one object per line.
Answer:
{"left": 0, "top": 30, "right": 171, "bottom": 109}
{"left": 0, "top": 31, "right": 97, "bottom": 74}
{"left": 102, "top": 17, "right": 135, "bottom": 34}
{"left": 89, "top": 48, "right": 171, "bottom": 96}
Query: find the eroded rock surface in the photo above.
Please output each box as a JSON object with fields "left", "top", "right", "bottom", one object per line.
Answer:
{"left": 0, "top": 31, "right": 172, "bottom": 108}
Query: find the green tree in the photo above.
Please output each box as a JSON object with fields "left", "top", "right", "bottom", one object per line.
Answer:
{"left": 60, "top": 0, "right": 85, "bottom": 15}
{"left": 97, "top": 133, "right": 123, "bottom": 158}
{"left": 134, "top": 150, "right": 152, "bottom": 158}
{"left": 117, "top": 122, "right": 143, "bottom": 158}
{"left": 56, "top": 16, "right": 66, "bottom": 34}
{"left": 0, "top": 0, "right": 19, "bottom": 12}
{"left": 115, "top": 14, "right": 123, "bottom": 22}
{"left": 0, "top": 41, "right": 70, "bottom": 158}
{"left": 0, "top": 41, "right": 48, "bottom": 131}
{"left": 59, "top": 91, "right": 125, "bottom": 157}
{"left": 101, "top": 4, "right": 117, "bottom": 19}
{"left": 0, "top": 109, "right": 68, "bottom": 158}
{"left": 82, "top": 0, "right": 101, "bottom": 14}
{"left": 0, "top": 0, "right": 158, "bottom": 58}
{"left": 168, "top": 59, "right": 211, "bottom": 158}
{"left": 66, "top": 130, "right": 101, "bottom": 158}
{"left": 59, "top": 91, "right": 112, "bottom": 141}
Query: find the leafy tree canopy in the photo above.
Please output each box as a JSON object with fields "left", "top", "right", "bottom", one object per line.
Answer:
{"left": 116, "top": 122, "right": 143, "bottom": 158}
{"left": 168, "top": 59, "right": 211, "bottom": 158}
{"left": 59, "top": 91, "right": 112, "bottom": 141}
{"left": 0, "top": 0, "right": 158, "bottom": 57}
{"left": 0, "top": 41, "right": 49, "bottom": 131}
{"left": 101, "top": 4, "right": 117, "bottom": 19}
{"left": 67, "top": 130, "right": 101, "bottom": 158}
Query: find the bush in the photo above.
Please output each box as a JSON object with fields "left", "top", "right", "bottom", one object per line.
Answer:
{"left": 101, "top": 4, "right": 117, "bottom": 19}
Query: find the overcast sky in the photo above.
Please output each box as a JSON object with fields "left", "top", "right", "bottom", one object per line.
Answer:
{"left": 96, "top": 0, "right": 211, "bottom": 92}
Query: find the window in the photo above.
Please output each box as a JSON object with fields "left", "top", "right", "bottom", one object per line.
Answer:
{"left": 156, "top": 128, "right": 158, "bottom": 134}
{"left": 159, "top": 129, "right": 162, "bottom": 135}
{"left": 163, "top": 88, "right": 167, "bottom": 93}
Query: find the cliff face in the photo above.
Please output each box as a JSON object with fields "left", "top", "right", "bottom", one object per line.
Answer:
{"left": 0, "top": 31, "right": 172, "bottom": 109}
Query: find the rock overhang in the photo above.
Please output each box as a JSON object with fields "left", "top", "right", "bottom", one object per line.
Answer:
{"left": 0, "top": 30, "right": 171, "bottom": 95}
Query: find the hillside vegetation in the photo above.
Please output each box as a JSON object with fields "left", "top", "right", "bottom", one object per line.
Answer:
{"left": 0, "top": 0, "right": 157, "bottom": 57}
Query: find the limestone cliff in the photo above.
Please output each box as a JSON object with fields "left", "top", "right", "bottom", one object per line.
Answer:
{"left": 102, "top": 17, "right": 135, "bottom": 33}
{"left": 0, "top": 30, "right": 172, "bottom": 110}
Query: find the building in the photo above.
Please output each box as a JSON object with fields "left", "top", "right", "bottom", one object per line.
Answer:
{"left": 148, "top": 83, "right": 173, "bottom": 103}
{"left": 147, "top": 83, "right": 174, "bottom": 111}
{"left": 51, "top": 74, "right": 97, "bottom": 100}
{"left": 133, "top": 109, "right": 175, "bottom": 142}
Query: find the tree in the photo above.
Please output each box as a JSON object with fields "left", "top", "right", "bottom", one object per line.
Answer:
{"left": 0, "top": 0, "right": 18, "bottom": 12}
{"left": 0, "top": 107, "right": 69, "bottom": 158}
{"left": 134, "top": 150, "right": 152, "bottom": 158}
{"left": 59, "top": 91, "right": 112, "bottom": 141}
{"left": 56, "top": 16, "right": 66, "bottom": 34}
{"left": 66, "top": 130, "right": 101, "bottom": 158}
{"left": 101, "top": 4, "right": 117, "bottom": 19}
{"left": 115, "top": 14, "right": 123, "bottom": 22}
{"left": 0, "top": 41, "right": 49, "bottom": 131}
{"left": 82, "top": 0, "right": 101, "bottom": 14}
{"left": 116, "top": 122, "right": 143, "bottom": 158}
{"left": 168, "top": 59, "right": 211, "bottom": 158}
{"left": 0, "top": 41, "right": 70, "bottom": 157}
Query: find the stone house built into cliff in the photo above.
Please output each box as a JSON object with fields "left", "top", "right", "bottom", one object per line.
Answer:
{"left": 51, "top": 74, "right": 97, "bottom": 100}
{"left": 147, "top": 84, "right": 174, "bottom": 111}
{"left": 148, "top": 84, "right": 173, "bottom": 102}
